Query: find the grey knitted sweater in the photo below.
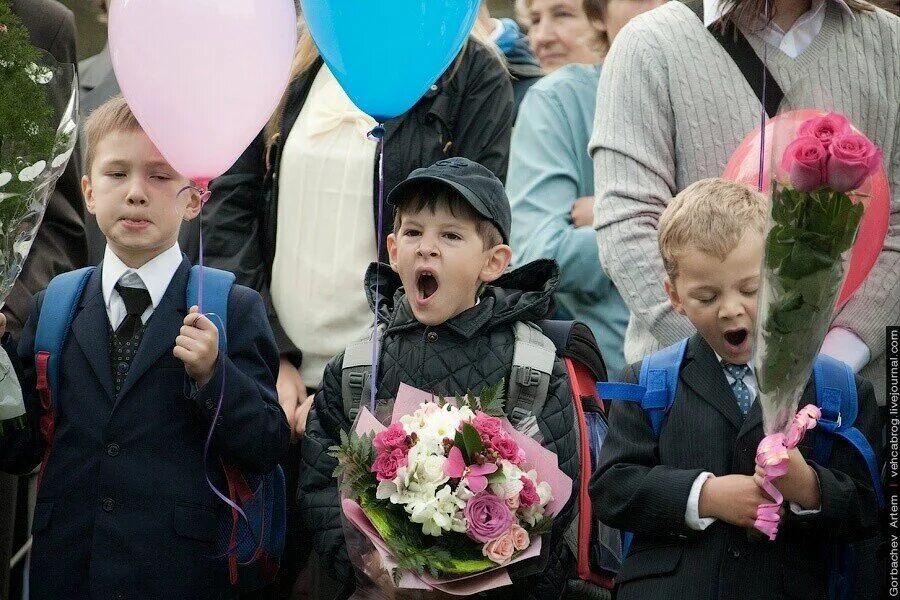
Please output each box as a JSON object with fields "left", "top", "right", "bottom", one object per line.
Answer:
{"left": 590, "top": 0, "right": 900, "bottom": 401}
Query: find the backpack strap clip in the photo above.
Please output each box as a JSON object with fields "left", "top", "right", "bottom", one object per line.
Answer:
{"left": 507, "top": 322, "right": 556, "bottom": 429}
{"left": 341, "top": 325, "right": 384, "bottom": 421}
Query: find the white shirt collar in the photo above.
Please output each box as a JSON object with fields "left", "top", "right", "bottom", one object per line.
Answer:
{"left": 102, "top": 243, "right": 184, "bottom": 311}
{"left": 703, "top": 0, "right": 853, "bottom": 27}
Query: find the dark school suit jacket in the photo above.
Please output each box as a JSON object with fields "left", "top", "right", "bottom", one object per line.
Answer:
{"left": 590, "top": 334, "right": 879, "bottom": 600}
{"left": 0, "top": 258, "right": 289, "bottom": 600}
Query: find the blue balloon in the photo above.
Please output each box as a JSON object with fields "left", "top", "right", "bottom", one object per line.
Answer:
{"left": 299, "top": 0, "right": 480, "bottom": 123}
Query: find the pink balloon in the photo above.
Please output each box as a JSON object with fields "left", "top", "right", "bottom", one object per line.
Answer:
{"left": 723, "top": 109, "right": 890, "bottom": 310}
{"left": 109, "top": 0, "right": 297, "bottom": 185}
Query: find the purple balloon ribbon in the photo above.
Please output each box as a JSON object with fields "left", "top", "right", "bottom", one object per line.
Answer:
{"left": 367, "top": 125, "right": 386, "bottom": 415}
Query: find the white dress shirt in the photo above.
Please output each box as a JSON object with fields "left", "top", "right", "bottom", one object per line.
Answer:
{"left": 705, "top": 0, "right": 853, "bottom": 59}
{"left": 102, "top": 243, "right": 183, "bottom": 331}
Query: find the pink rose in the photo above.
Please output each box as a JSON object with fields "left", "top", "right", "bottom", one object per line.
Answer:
{"left": 370, "top": 448, "right": 407, "bottom": 482}
{"left": 465, "top": 494, "right": 514, "bottom": 543}
{"left": 519, "top": 477, "right": 541, "bottom": 508}
{"left": 482, "top": 531, "right": 516, "bottom": 565}
{"left": 373, "top": 423, "right": 408, "bottom": 453}
{"left": 797, "top": 113, "right": 851, "bottom": 149}
{"left": 508, "top": 524, "right": 530, "bottom": 551}
{"left": 492, "top": 435, "right": 523, "bottom": 465}
{"left": 826, "top": 133, "right": 882, "bottom": 193}
{"left": 472, "top": 412, "right": 503, "bottom": 439}
{"left": 780, "top": 135, "right": 827, "bottom": 192}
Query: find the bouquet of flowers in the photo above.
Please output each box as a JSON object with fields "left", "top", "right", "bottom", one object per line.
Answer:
{"left": 754, "top": 112, "right": 882, "bottom": 435}
{"left": 331, "top": 382, "right": 572, "bottom": 596}
{"left": 0, "top": 1, "right": 79, "bottom": 434}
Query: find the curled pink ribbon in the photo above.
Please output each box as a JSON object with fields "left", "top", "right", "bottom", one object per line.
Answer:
{"left": 754, "top": 404, "right": 821, "bottom": 540}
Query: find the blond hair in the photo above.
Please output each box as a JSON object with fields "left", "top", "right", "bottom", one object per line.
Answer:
{"left": 263, "top": 22, "right": 504, "bottom": 156}
{"left": 83, "top": 95, "right": 142, "bottom": 174}
{"left": 658, "top": 178, "right": 768, "bottom": 280}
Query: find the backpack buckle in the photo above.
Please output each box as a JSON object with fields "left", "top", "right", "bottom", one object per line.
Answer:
{"left": 510, "top": 406, "right": 531, "bottom": 425}
{"left": 515, "top": 366, "right": 542, "bottom": 387}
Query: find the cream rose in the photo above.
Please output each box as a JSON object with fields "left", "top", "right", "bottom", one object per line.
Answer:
{"left": 482, "top": 531, "right": 516, "bottom": 565}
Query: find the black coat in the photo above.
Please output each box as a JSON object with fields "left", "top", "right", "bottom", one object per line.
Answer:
{"left": 203, "top": 40, "right": 514, "bottom": 364}
{"left": 0, "top": 259, "right": 289, "bottom": 600}
{"left": 590, "top": 334, "right": 879, "bottom": 600}
{"left": 298, "top": 260, "right": 580, "bottom": 600}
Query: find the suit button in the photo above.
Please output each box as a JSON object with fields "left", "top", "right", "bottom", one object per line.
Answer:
{"left": 107, "top": 443, "right": 120, "bottom": 457}
{"left": 728, "top": 547, "right": 740, "bottom": 559}
{"left": 117, "top": 362, "right": 129, "bottom": 375}
{"left": 427, "top": 332, "right": 438, "bottom": 342}
{"left": 102, "top": 498, "right": 115, "bottom": 512}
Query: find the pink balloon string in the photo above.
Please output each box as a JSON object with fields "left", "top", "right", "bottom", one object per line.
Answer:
{"left": 754, "top": 404, "right": 821, "bottom": 540}
{"left": 757, "top": 0, "right": 770, "bottom": 192}
{"left": 177, "top": 182, "right": 260, "bottom": 560}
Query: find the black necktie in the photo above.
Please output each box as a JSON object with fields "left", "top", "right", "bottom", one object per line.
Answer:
{"left": 114, "top": 283, "right": 152, "bottom": 341}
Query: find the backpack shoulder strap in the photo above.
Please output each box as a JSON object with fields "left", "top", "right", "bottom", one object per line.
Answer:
{"left": 35, "top": 267, "right": 96, "bottom": 403}
{"left": 596, "top": 339, "right": 689, "bottom": 438}
{"left": 187, "top": 266, "right": 234, "bottom": 355}
{"left": 506, "top": 321, "right": 556, "bottom": 430}
{"left": 812, "top": 355, "right": 884, "bottom": 508}
{"left": 341, "top": 325, "right": 385, "bottom": 421}
{"left": 638, "top": 339, "right": 688, "bottom": 438}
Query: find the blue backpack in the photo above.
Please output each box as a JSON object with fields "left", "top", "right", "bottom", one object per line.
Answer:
{"left": 597, "top": 340, "right": 884, "bottom": 600}
{"left": 33, "top": 266, "right": 287, "bottom": 592}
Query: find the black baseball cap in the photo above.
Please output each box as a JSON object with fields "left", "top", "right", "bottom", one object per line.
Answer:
{"left": 387, "top": 157, "right": 511, "bottom": 244}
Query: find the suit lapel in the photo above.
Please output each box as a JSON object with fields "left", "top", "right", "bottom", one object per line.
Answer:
{"left": 113, "top": 260, "right": 190, "bottom": 407}
{"left": 680, "top": 336, "right": 745, "bottom": 432}
{"left": 71, "top": 268, "right": 115, "bottom": 402}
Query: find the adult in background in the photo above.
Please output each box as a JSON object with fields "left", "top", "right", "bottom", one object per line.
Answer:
{"left": 204, "top": 22, "right": 513, "bottom": 599}
{"left": 591, "top": 0, "right": 899, "bottom": 406}
{"left": 508, "top": 0, "right": 664, "bottom": 380}
{"left": 2, "top": 2, "right": 89, "bottom": 596}
{"left": 517, "top": 0, "right": 608, "bottom": 72}
{"left": 477, "top": 2, "right": 543, "bottom": 117}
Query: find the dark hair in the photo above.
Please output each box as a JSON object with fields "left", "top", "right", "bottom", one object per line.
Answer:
{"left": 392, "top": 181, "right": 503, "bottom": 250}
{"left": 717, "top": 0, "right": 872, "bottom": 30}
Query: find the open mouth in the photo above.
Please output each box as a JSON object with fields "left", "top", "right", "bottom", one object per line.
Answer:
{"left": 724, "top": 329, "right": 748, "bottom": 347}
{"left": 417, "top": 271, "right": 439, "bottom": 301}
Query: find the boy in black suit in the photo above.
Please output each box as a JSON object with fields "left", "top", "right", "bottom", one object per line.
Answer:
{"left": 591, "top": 178, "right": 879, "bottom": 600}
{"left": 0, "top": 96, "right": 290, "bottom": 600}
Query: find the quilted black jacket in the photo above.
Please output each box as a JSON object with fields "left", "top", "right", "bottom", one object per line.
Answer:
{"left": 298, "top": 259, "right": 580, "bottom": 599}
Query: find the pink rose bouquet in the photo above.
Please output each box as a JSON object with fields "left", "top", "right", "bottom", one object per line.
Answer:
{"left": 752, "top": 112, "right": 882, "bottom": 538}
{"left": 330, "top": 382, "right": 571, "bottom": 594}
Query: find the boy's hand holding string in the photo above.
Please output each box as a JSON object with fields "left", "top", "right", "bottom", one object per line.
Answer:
{"left": 174, "top": 306, "right": 219, "bottom": 388}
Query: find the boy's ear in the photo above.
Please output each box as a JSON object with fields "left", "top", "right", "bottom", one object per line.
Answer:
{"left": 664, "top": 276, "right": 686, "bottom": 315}
{"left": 386, "top": 233, "right": 400, "bottom": 273}
{"left": 480, "top": 244, "right": 513, "bottom": 284}
{"left": 180, "top": 187, "right": 202, "bottom": 221}
{"left": 82, "top": 175, "right": 97, "bottom": 215}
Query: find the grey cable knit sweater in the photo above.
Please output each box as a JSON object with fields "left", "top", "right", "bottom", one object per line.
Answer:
{"left": 590, "top": 0, "right": 900, "bottom": 402}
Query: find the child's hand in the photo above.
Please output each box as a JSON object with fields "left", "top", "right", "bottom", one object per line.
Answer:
{"left": 293, "top": 394, "right": 315, "bottom": 440}
{"left": 174, "top": 306, "right": 219, "bottom": 388}
{"left": 277, "top": 357, "right": 306, "bottom": 443}
{"left": 698, "top": 474, "right": 777, "bottom": 528}
{"left": 0, "top": 313, "right": 6, "bottom": 338}
{"left": 754, "top": 447, "right": 820, "bottom": 510}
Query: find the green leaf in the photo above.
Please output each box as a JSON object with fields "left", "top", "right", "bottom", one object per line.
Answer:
{"left": 461, "top": 423, "right": 484, "bottom": 461}
{"left": 477, "top": 379, "right": 506, "bottom": 417}
{"left": 486, "top": 470, "right": 506, "bottom": 485}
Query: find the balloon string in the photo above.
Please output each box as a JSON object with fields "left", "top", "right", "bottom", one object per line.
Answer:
{"left": 369, "top": 125, "right": 386, "bottom": 415}
{"left": 178, "top": 181, "right": 257, "bottom": 558}
{"left": 757, "top": 0, "right": 770, "bottom": 192}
